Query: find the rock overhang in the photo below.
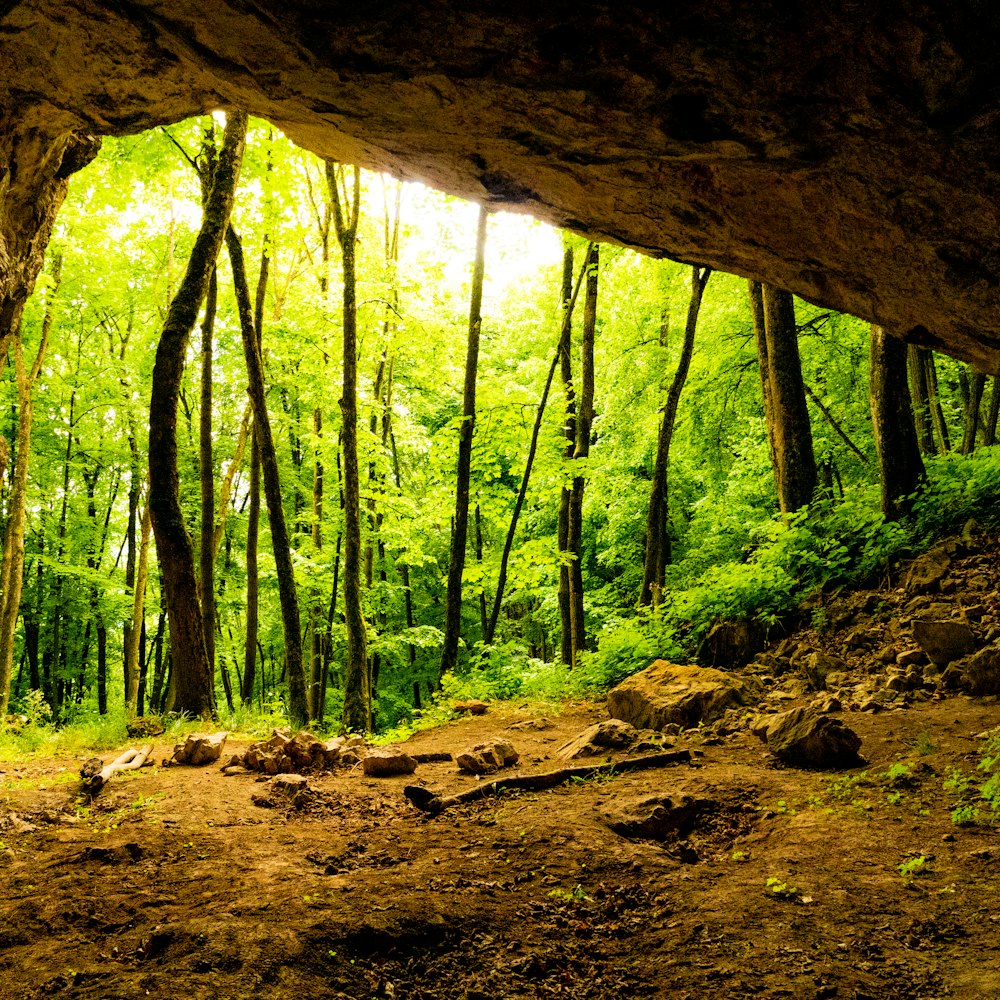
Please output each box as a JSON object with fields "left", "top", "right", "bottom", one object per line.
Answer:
{"left": 4, "top": 1, "right": 1000, "bottom": 367}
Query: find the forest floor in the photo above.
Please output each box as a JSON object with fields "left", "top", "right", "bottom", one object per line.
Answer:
{"left": 3, "top": 551, "right": 1000, "bottom": 997}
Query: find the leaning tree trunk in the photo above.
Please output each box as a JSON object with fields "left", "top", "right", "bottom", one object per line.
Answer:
{"left": 870, "top": 325, "right": 926, "bottom": 520}
{"left": 440, "top": 204, "right": 489, "bottom": 680}
{"left": 567, "top": 243, "right": 599, "bottom": 666}
{"left": 226, "top": 225, "right": 308, "bottom": 728}
{"left": 148, "top": 110, "right": 247, "bottom": 720}
{"left": 641, "top": 264, "right": 711, "bottom": 606}
{"left": 923, "top": 350, "right": 951, "bottom": 454}
{"left": 330, "top": 163, "right": 371, "bottom": 734}
{"left": 752, "top": 283, "right": 817, "bottom": 517}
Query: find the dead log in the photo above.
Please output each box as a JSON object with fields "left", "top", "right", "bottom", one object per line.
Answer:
{"left": 403, "top": 748, "right": 693, "bottom": 815}
{"left": 80, "top": 744, "right": 153, "bottom": 795}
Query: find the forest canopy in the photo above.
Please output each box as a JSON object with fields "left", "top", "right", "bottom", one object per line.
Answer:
{"left": 3, "top": 114, "right": 998, "bottom": 738}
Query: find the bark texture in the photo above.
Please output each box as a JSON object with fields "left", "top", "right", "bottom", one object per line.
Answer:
{"left": 148, "top": 110, "right": 246, "bottom": 721}
{"left": 870, "top": 325, "right": 926, "bottom": 520}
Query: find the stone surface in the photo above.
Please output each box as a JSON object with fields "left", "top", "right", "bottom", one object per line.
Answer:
{"left": 557, "top": 719, "right": 639, "bottom": 760}
{"left": 456, "top": 739, "right": 520, "bottom": 775}
{"left": 958, "top": 643, "right": 1000, "bottom": 696}
{"left": 171, "top": 732, "right": 228, "bottom": 766}
{"left": 752, "top": 707, "right": 863, "bottom": 769}
{"left": 5, "top": 5, "right": 1000, "bottom": 366}
{"left": 912, "top": 619, "right": 978, "bottom": 667}
{"left": 904, "top": 543, "right": 955, "bottom": 593}
{"left": 452, "top": 700, "right": 489, "bottom": 716}
{"left": 607, "top": 661, "right": 762, "bottom": 732}
{"left": 803, "top": 651, "right": 846, "bottom": 692}
{"left": 361, "top": 747, "right": 418, "bottom": 778}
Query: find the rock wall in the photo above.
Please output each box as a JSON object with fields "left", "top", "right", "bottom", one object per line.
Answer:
{"left": 3, "top": 2, "right": 1000, "bottom": 366}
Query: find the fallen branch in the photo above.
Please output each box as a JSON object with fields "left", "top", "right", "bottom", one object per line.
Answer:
{"left": 80, "top": 744, "right": 153, "bottom": 796}
{"left": 404, "top": 749, "right": 693, "bottom": 815}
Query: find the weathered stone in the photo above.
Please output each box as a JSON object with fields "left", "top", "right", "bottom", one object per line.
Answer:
{"left": 171, "top": 731, "right": 228, "bottom": 766}
{"left": 507, "top": 718, "right": 554, "bottom": 731}
{"left": 752, "top": 707, "right": 863, "bottom": 769}
{"left": 912, "top": 619, "right": 978, "bottom": 667}
{"left": 361, "top": 747, "right": 418, "bottom": 778}
{"left": 802, "top": 651, "right": 845, "bottom": 692}
{"left": 452, "top": 700, "right": 489, "bottom": 716}
{"left": 958, "top": 643, "right": 1000, "bottom": 696}
{"left": 697, "top": 618, "right": 764, "bottom": 668}
{"left": 903, "top": 543, "right": 955, "bottom": 594}
{"left": 896, "top": 648, "right": 927, "bottom": 667}
{"left": 607, "top": 661, "right": 762, "bottom": 731}
{"left": 456, "top": 739, "right": 519, "bottom": 774}
{"left": 221, "top": 765, "right": 250, "bottom": 777}
{"left": 811, "top": 694, "right": 842, "bottom": 714}
{"left": 556, "top": 719, "right": 638, "bottom": 760}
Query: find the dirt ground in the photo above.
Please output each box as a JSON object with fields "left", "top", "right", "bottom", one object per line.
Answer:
{"left": 0, "top": 688, "right": 998, "bottom": 1000}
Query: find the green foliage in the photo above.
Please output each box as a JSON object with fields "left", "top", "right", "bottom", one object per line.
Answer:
{"left": 898, "top": 855, "right": 931, "bottom": 880}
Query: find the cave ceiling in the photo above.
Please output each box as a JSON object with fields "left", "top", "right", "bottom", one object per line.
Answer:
{"left": 4, "top": 2, "right": 1000, "bottom": 366}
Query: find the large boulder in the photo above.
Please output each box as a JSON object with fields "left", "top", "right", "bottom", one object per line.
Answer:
{"left": 958, "top": 643, "right": 1000, "bottom": 696}
{"left": 752, "top": 707, "right": 863, "bottom": 769}
{"left": 607, "top": 661, "right": 762, "bottom": 731}
{"left": 912, "top": 619, "right": 978, "bottom": 667}
{"left": 171, "top": 731, "right": 228, "bottom": 766}
{"left": 361, "top": 747, "right": 418, "bottom": 778}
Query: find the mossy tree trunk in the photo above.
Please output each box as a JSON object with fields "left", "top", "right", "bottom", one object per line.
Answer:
{"left": 148, "top": 110, "right": 246, "bottom": 721}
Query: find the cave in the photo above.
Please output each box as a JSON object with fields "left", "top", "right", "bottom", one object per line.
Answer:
{"left": 3, "top": 2, "right": 1000, "bottom": 367}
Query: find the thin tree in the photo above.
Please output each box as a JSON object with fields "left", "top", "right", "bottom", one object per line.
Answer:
{"left": 484, "top": 248, "right": 591, "bottom": 646}
{"left": 440, "top": 204, "right": 489, "bottom": 680}
{"left": 148, "top": 110, "right": 246, "bottom": 720}
{"left": 329, "top": 162, "right": 371, "bottom": 733}
{"left": 226, "top": 224, "right": 308, "bottom": 728}
{"left": 556, "top": 240, "right": 575, "bottom": 665}
{"left": 870, "top": 325, "right": 925, "bottom": 519}
{"left": 907, "top": 344, "right": 936, "bottom": 455}
{"left": 641, "top": 264, "right": 711, "bottom": 606}
{"left": 567, "top": 244, "right": 599, "bottom": 665}
{"left": 0, "top": 258, "right": 58, "bottom": 713}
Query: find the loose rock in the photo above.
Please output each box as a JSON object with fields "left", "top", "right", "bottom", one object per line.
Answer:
{"left": 362, "top": 747, "right": 418, "bottom": 777}
{"left": 456, "top": 738, "right": 519, "bottom": 774}
{"left": 608, "top": 660, "right": 762, "bottom": 731}
{"left": 556, "top": 719, "right": 638, "bottom": 759}
{"left": 752, "top": 707, "right": 863, "bottom": 769}
{"left": 912, "top": 619, "right": 978, "bottom": 667}
{"left": 171, "top": 731, "right": 228, "bottom": 766}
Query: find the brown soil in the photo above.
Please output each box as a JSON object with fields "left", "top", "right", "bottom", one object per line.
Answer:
{"left": 1, "top": 691, "right": 999, "bottom": 1000}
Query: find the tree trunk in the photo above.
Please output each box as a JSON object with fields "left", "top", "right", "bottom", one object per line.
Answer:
{"left": 641, "top": 264, "right": 711, "bottom": 606}
{"left": 961, "top": 366, "right": 987, "bottom": 454}
{"left": 907, "top": 345, "right": 936, "bottom": 455}
{"left": 0, "top": 264, "right": 56, "bottom": 713}
{"left": 567, "top": 243, "right": 599, "bottom": 664}
{"left": 124, "top": 499, "right": 152, "bottom": 715}
{"left": 870, "top": 325, "right": 926, "bottom": 520}
{"left": 753, "top": 283, "right": 817, "bottom": 517}
{"left": 199, "top": 267, "right": 217, "bottom": 695}
{"left": 923, "top": 350, "right": 951, "bottom": 454}
{"left": 226, "top": 224, "right": 308, "bottom": 727}
{"left": 985, "top": 376, "right": 1000, "bottom": 447}
{"left": 148, "top": 111, "right": 246, "bottom": 720}
{"left": 556, "top": 242, "right": 575, "bottom": 666}
{"left": 484, "top": 247, "right": 590, "bottom": 647}
{"left": 440, "top": 204, "right": 489, "bottom": 679}
{"left": 329, "top": 163, "right": 371, "bottom": 733}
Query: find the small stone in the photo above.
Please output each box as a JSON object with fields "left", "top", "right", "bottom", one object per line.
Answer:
{"left": 556, "top": 719, "right": 638, "bottom": 759}
{"left": 221, "top": 765, "right": 250, "bottom": 777}
{"left": 896, "top": 648, "right": 926, "bottom": 667}
{"left": 452, "top": 700, "right": 489, "bottom": 715}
